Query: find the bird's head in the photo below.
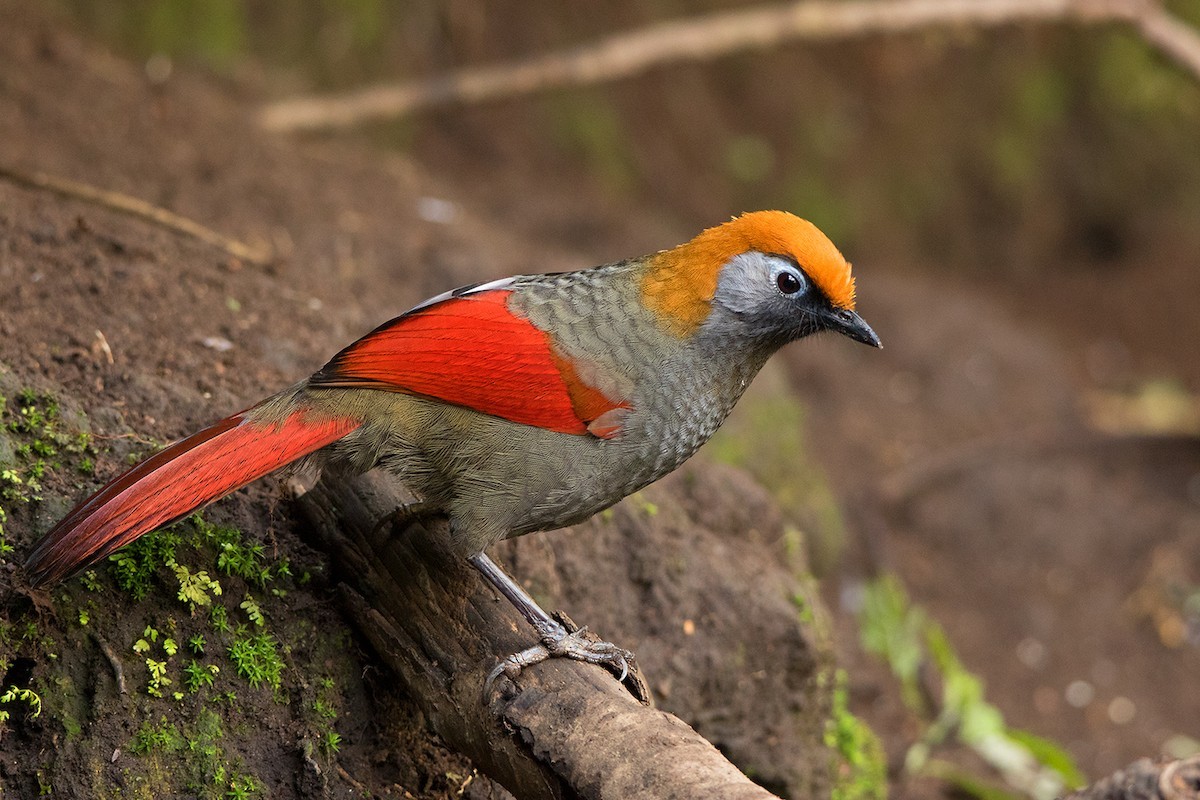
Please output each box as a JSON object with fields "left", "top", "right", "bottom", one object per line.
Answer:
{"left": 640, "top": 210, "right": 880, "bottom": 350}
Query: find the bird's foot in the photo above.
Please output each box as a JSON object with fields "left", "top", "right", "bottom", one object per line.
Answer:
{"left": 468, "top": 553, "right": 649, "bottom": 702}
{"left": 486, "top": 617, "right": 635, "bottom": 691}
{"left": 371, "top": 501, "right": 438, "bottom": 539}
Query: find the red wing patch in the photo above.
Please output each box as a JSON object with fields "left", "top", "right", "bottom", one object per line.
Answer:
{"left": 311, "top": 290, "right": 627, "bottom": 437}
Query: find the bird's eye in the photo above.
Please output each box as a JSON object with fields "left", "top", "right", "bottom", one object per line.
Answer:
{"left": 776, "top": 269, "right": 804, "bottom": 295}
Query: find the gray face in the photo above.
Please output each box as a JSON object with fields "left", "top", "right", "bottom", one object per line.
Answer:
{"left": 704, "top": 250, "right": 882, "bottom": 351}
{"left": 704, "top": 250, "right": 827, "bottom": 349}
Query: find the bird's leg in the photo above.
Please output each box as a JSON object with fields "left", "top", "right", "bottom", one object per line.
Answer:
{"left": 371, "top": 500, "right": 439, "bottom": 539}
{"left": 468, "top": 552, "right": 634, "bottom": 689}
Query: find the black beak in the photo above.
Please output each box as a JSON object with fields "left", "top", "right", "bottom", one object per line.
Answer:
{"left": 825, "top": 308, "right": 882, "bottom": 348}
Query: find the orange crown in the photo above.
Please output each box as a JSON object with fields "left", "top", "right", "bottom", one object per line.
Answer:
{"left": 641, "top": 211, "right": 856, "bottom": 336}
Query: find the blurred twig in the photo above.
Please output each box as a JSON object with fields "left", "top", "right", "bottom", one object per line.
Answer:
{"left": 0, "top": 164, "right": 273, "bottom": 266}
{"left": 259, "top": 0, "right": 1200, "bottom": 132}
{"left": 1135, "top": 2, "right": 1200, "bottom": 81}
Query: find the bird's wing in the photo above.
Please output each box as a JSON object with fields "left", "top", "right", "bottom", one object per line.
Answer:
{"left": 309, "top": 284, "right": 628, "bottom": 438}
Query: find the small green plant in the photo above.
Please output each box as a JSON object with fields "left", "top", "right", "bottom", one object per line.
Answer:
{"left": 858, "top": 575, "right": 1084, "bottom": 799}
{"left": 0, "top": 469, "right": 25, "bottom": 504}
{"left": 858, "top": 575, "right": 928, "bottom": 712}
{"left": 145, "top": 658, "right": 171, "bottom": 697}
{"left": 80, "top": 569, "right": 102, "bottom": 591}
{"left": 0, "top": 508, "right": 13, "bottom": 562}
{"left": 172, "top": 560, "right": 223, "bottom": 610}
{"left": 188, "top": 514, "right": 278, "bottom": 586}
{"left": 0, "top": 686, "right": 44, "bottom": 724}
{"left": 210, "top": 604, "right": 230, "bottom": 633}
{"left": 226, "top": 773, "right": 262, "bottom": 799}
{"left": 134, "top": 625, "right": 179, "bottom": 696}
{"left": 320, "top": 729, "right": 342, "bottom": 756}
{"left": 227, "top": 630, "right": 283, "bottom": 691}
{"left": 218, "top": 539, "right": 269, "bottom": 584}
{"left": 188, "top": 634, "right": 207, "bottom": 654}
{"left": 307, "top": 674, "right": 343, "bottom": 761}
{"left": 184, "top": 659, "right": 219, "bottom": 693}
{"left": 240, "top": 596, "right": 265, "bottom": 627}
{"left": 133, "top": 624, "right": 162, "bottom": 653}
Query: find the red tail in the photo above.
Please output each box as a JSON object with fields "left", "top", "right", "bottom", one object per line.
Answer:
{"left": 25, "top": 408, "right": 360, "bottom": 587}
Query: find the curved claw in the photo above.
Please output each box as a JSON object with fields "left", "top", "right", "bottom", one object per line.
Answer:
{"left": 485, "top": 643, "right": 553, "bottom": 692}
{"left": 485, "top": 623, "right": 635, "bottom": 692}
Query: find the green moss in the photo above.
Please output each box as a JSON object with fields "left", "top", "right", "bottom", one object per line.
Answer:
{"left": 0, "top": 386, "right": 97, "bottom": 561}
{"left": 0, "top": 378, "right": 319, "bottom": 798}
{"left": 61, "top": 712, "right": 84, "bottom": 738}
{"left": 131, "top": 717, "right": 185, "bottom": 754}
{"left": 108, "top": 530, "right": 180, "bottom": 601}
{"left": 824, "top": 669, "right": 887, "bottom": 800}
{"left": 126, "top": 708, "right": 262, "bottom": 799}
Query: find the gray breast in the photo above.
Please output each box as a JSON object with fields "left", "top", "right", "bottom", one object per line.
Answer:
{"left": 501, "top": 264, "right": 771, "bottom": 532}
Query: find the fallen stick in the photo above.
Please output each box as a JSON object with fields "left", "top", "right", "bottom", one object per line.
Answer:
{"left": 0, "top": 164, "right": 272, "bottom": 266}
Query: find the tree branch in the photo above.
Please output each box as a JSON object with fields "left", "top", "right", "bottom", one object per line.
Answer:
{"left": 259, "top": 0, "right": 1200, "bottom": 132}
{"left": 1134, "top": 2, "right": 1200, "bottom": 80}
{"left": 293, "top": 471, "right": 781, "bottom": 800}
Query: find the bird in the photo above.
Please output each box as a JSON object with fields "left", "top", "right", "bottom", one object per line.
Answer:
{"left": 25, "top": 210, "right": 879, "bottom": 683}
